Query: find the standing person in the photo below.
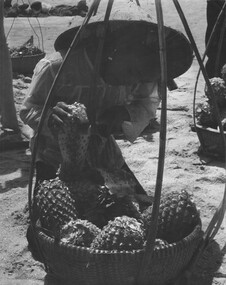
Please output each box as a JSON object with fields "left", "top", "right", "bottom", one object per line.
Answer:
{"left": 0, "top": 0, "right": 19, "bottom": 136}
{"left": 205, "top": 0, "right": 226, "bottom": 78}
{"left": 0, "top": 1, "right": 32, "bottom": 149}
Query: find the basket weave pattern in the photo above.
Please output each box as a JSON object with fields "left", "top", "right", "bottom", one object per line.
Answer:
{"left": 196, "top": 124, "right": 226, "bottom": 159}
{"left": 11, "top": 53, "right": 45, "bottom": 74}
{"left": 37, "top": 224, "right": 202, "bottom": 285}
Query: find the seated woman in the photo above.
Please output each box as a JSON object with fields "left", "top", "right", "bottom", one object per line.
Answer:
{"left": 20, "top": 27, "right": 161, "bottom": 196}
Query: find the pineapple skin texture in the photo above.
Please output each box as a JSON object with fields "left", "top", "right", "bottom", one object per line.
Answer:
{"left": 142, "top": 190, "right": 200, "bottom": 243}
{"left": 205, "top": 77, "right": 226, "bottom": 107}
{"left": 91, "top": 216, "right": 145, "bottom": 251}
{"left": 35, "top": 178, "right": 78, "bottom": 231}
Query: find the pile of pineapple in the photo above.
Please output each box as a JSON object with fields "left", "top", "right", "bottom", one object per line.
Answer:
{"left": 196, "top": 77, "right": 226, "bottom": 130}
{"left": 35, "top": 179, "right": 200, "bottom": 251}
{"left": 34, "top": 103, "right": 200, "bottom": 251}
{"left": 10, "top": 36, "right": 43, "bottom": 57}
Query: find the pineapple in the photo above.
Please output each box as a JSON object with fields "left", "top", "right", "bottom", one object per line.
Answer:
{"left": 35, "top": 178, "right": 78, "bottom": 232}
{"left": 195, "top": 101, "right": 218, "bottom": 129}
{"left": 60, "top": 219, "right": 101, "bottom": 247}
{"left": 35, "top": 103, "right": 90, "bottom": 231}
{"left": 205, "top": 77, "right": 226, "bottom": 108}
{"left": 105, "top": 196, "right": 142, "bottom": 222}
{"left": 57, "top": 102, "right": 90, "bottom": 181}
{"left": 67, "top": 181, "right": 115, "bottom": 228}
{"left": 154, "top": 238, "right": 169, "bottom": 249}
{"left": 142, "top": 190, "right": 200, "bottom": 243}
{"left": 90, "top": 216, "right": 145, "bottom": 251}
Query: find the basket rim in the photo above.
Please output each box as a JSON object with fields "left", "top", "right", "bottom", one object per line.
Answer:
{"left": 196, "top": 123, "right": 226, "bottom": 134}
{"left": 36, "top": 222, "right": 202, "bottom": 256}
{"left": 11, "top": 52, "right": 45, "bottom": 59}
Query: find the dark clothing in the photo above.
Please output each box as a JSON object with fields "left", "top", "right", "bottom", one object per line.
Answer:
{"left": 35, "top": 161, "right": 146, "bottom": 196}
{"left": 205, "top": 0, "right": 226, "bottom": 78}
{"left": 4, "top": 0, "right": 12, "bottom": 8}
{"left": 34, "top": 161, "right": 57, "bottom": 192}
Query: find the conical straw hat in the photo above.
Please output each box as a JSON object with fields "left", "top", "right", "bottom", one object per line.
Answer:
{"left": 54, "top": 1, "right": 193, "bottom": 85}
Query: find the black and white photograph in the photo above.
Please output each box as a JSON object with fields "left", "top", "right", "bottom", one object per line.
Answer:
{"left": 0, "top": 0, "right": 225, "bottom": 284}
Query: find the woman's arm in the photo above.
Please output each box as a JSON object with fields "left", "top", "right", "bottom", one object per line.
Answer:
{"left": 122, "top": 81, "right": 161, "bottom": 142}
{"left": 20, "top": 57, "right": 62, "bottom": 135}
{"left": 96, "top": 82, "right": 161, "bottom": 142}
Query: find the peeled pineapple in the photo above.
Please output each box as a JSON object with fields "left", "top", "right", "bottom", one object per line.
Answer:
{"left": 60, "top": 219, "right": 101, "bottom": 247}
{"left": 142, "top": 190, "right": 200, "bottom": 243}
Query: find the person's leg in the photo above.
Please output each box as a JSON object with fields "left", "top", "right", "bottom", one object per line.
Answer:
{"left": 205, "top": 1, "right": 226, "bottom": 78}
{"left": 0, "top": 3, "right": 19, "bottom": 130}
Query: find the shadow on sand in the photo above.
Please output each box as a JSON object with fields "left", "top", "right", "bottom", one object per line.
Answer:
{"left": 0, "top": 148, "right": 31, "bottom": 193}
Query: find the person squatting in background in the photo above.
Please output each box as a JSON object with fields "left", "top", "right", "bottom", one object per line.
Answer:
{"left": 30, "top": 1, "right": 88, "bottom": 17}
{"left": 4, "top": 0, "right": 88, "bottom": 17}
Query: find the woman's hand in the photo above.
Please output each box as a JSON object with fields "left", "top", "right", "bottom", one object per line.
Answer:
{"left": 48, "top": 102, "right": 71, "bottom": 134}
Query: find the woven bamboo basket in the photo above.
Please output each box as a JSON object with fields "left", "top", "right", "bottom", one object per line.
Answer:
{"left": 11, "top": 52, "right": 45, "bottom": 74}
{"left": 36, "top": 223, "right": 202, "bottom": 285}
{"left": 195, "top": 124, "right": 226, "bottom": 160}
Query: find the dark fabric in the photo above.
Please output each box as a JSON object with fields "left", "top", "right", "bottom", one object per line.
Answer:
{"left": 35, "top": 161, "right": 146, "bottom": 195}
{"left": 121, "top": 162, "right": 147, "bottom": 196}
{"left": 205, "top": 1, "right": 226, "bottom": 78}
{"left": 4, "top": 0, "right": 12, "bottom": 8}
{"left": 35, "top": 161, "right": 57, "bottom": 189}
{"left": 26, "top": 224, "right": 44, "bottom": 263}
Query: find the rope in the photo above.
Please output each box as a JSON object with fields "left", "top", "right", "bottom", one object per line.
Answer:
{"left": 22, "top": 0, "right": 44, "bottom": 51}
{"left": 26, "top": 0, "right": 44, "bottom": 51}
{"left": 5, "top": 0, "right": 44, "bottom": 51}
{"left": 136, "top": 0, "right": 167, "bottom": 282}
{"left": 6, "top": 17, "right": 16, "bottom": 39}
{"left": 87, "top": 0, "right": 114, "bottom": 127}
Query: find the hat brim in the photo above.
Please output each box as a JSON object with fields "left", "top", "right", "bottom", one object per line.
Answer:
{"left": 54, "top": 20, "right": 193, "bottom": 84}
